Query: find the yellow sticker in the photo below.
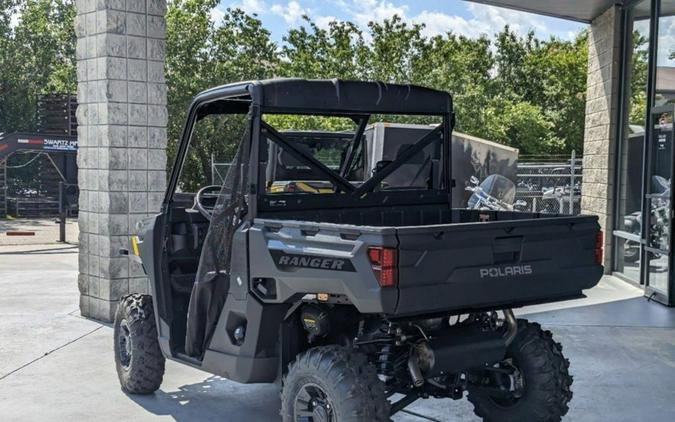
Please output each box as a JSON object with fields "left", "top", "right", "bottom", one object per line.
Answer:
{"left": 131, "top": 236, "right": 140, "bottom": 256}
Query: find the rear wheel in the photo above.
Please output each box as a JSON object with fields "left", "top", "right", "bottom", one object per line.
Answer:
{"left": 280, "top": 346, "right": 390, "bottom": 422}
{"left": 624, "top": 240, "right": 640, "bottom": 263}
{"left": 467, "top": 320, "right": 573, "bottom": 422}
{"left": 113, "top": 294, "right": 165, "bottom": 394}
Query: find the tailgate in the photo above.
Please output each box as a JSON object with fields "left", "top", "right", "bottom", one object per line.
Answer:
{"left": 394, "top": 216, "right": 603, "bottom": 316}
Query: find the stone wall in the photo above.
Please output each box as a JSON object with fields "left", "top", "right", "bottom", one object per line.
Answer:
{"left": 75, "top": 0, "right": 167, "bottom": 321}
{"left": 581, "top": 5, "right": 622, "bottom": 271}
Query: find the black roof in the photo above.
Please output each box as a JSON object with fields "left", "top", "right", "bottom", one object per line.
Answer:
{"left": 194, "top": 78, "right": 453, "bottom": 116}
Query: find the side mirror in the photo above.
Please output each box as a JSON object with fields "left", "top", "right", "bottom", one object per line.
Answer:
{"left": 470, "top": 175, "right": 479, "bottom": 185}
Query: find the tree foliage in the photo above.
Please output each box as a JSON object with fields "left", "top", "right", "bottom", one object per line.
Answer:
{"left": 3, "top": 1, "right": 641, "bottom": 177}
{"left": 279, "top": 19, "right": 588, "bottom": 155}
{"left": 166, "top": 0, "right": 277, "bottom": 190}
{"left": 0, "top": 0, "right": 75, "bottom": 133}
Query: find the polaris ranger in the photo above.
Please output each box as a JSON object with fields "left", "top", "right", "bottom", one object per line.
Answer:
{"left": 115, "top": 79, "right": 603, "bottom": 421}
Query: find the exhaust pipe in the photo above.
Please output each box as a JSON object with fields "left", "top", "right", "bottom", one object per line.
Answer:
{"left": 503, "top": 309, "right": 517, "bottom": 347}
{"left": 407, "top": 353, "right": 425, "bottom": 387}
{"left": 407, "top": 309, "right": 517, "bottom": 386}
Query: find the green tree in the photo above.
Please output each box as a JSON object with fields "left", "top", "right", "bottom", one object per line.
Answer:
{"left": 629, "top": 31, "right": 649, "bottom": 126}
{"left": 479, "top": 28, "right": 588, "bottom": 154}
{"left": 0, "top": 0, "right": 75, "bottom": 133}
{"left": 280, "top": 17, "right": 368, "bottom": 79}
{"left": 365, "top": 15, "right": 428, "bottom": 83}
{"left": 166, "top": 1, "right": 277, "bottom": 191}
{"left": 1, "top": 2, "right": 593, "bottom": 171}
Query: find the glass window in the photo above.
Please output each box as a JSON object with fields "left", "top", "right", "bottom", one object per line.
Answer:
{"left": 645, "top": 0, "right": 675, "bottom": 295}
{"left": 655, "top": 0, "right": 675, "bottom": 107}
{"left": 614, "top": 0, "right": 651, "bottom": 280}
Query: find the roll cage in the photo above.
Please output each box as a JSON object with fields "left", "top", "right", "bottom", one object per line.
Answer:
{"left": 164, "top": 79, "right": 455, "bottom": 218}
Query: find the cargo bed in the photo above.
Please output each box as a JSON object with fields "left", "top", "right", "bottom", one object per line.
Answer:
{"left": 394, "top": 211, "right": 602, "bottom": 316}
{"left": 254, "top": 207, "right": 603, "bottom": 317}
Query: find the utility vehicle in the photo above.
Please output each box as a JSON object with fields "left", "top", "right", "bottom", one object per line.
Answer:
{"left": 115, "top": 79, "right": 603, "bottom": 422}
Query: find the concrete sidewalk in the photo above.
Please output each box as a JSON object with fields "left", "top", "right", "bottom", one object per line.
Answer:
{"left": 1, "top": 244, "right": 675, "bottom": 421}
{"left": 0, "top": 218, "right": 78, "bottom": 246}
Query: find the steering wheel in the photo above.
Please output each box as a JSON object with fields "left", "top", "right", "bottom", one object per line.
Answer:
{"left": 193, "top": 185, "right": 222, "bottom": 221}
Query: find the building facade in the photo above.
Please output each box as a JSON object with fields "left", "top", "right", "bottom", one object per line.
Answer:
{"left": 469, "top": 0, "right": 675, "bottom": 305}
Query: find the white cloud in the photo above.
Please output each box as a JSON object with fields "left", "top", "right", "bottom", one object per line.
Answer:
{"left": 315, "top": 15, "right": 338, "bottom": 30}
{"left": 271, "top": 1, "right": 309, "bottom": 24}
{"left": 9, "top": 9, "right": 20, "bottom": 29}
{"left": 319, "top": 1, "right": 577, "bottom": 40}
{"left": 236, "top": 0, "right": 267, "bottom": 14}
{"left": 217, "top": 0, "right": 583, "bottom": 41}
{"left": 466, "top": 3, "right": 548, "bottom": 35}
{"left": 348, "top": 0, "right": 408, "bottom": 28}
{"left": 210, "top": 7, "right": 226, "bottom": 25}
{"left": 412, "top": 10, "right": 484, "bottom": 38}
{"left": 656, "top": 17, "right": 675, "bottom": 67}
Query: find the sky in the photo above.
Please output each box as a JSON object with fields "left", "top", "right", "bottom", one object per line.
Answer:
{"left": 214, "top": 0, "right": 587, "bottom": 42}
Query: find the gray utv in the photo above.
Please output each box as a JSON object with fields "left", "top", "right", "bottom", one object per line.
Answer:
{"left": 115, "top": 79, "right": 603, "bottom": 422}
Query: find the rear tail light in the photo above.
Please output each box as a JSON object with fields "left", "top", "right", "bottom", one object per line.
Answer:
{"left": 367, "top": 246, "right": 398, "bottom": 287}
{"left": 595, "top": 230, "right": 604, "bottom": 265}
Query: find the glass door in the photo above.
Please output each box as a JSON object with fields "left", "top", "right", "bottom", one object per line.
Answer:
{"left": 613, "top": 0, "right": 652, "bottom": 284}
{"left": 642, "top": 0, "right": 675, "bottom": 304}
{"left": 644, "top": 105, "right": 674, "bottom": 303}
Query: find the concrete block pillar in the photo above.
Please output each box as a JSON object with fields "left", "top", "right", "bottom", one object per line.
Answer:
{"left": 581, "top": 5, "right": 621, "bottom": 272}
{"left": 75, "top": 0, "right": 168, "bottom": 321}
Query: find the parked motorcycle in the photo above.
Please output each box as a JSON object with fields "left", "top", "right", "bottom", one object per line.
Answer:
{"left": 466, "top": 174, "right": 526, "bottom": 211}
{"left": 623, "top": 176, "right": 670, "bottom": 263}
{"left": 541, "top": 182, "right": 581, "bottom": 214}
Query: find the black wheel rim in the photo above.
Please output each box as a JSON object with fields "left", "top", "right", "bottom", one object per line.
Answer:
{"left": 118, "top": 319, "right": 132, "bottom": 370}
{"left": 294, "top": 382, "right": 334, "bottom": 422}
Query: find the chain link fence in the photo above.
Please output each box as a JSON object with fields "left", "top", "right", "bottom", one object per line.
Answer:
{"left": 211, "top": 153, "right": 233, "bottom": 186}
{"left": 515, "top": 152, "right": 582, "bottom": 215}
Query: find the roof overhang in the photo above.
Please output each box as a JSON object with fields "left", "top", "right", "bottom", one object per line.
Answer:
{"left": 464, "top": 0, "right": 623, "bottom": 23}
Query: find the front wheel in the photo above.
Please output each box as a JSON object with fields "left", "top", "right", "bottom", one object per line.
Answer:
{"left": 280, "top": 346, "right": 390, "bottom": 422}
{"left": 467, "top": 320, "right": 573, "bottom": 422}
{"left": 113, "top": 294, "right": 165, "bottom": 394}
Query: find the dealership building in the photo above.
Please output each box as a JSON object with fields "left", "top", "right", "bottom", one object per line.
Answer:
{"left": 73, "top": 0, "right": 674, "bottom": 320}
{"left": 467, "top": 0, "right": 675, "bottom": 306}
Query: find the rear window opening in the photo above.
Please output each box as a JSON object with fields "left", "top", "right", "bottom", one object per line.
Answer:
{"left": 260, "top": 113, "right": 445, "bottom": 198}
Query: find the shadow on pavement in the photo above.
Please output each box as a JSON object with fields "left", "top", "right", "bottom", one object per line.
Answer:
{"left": 128, "top": 375, "right": 281, "bottom": 422}
{"left": 0, "top": 219, "right": 56, "bottom": 229}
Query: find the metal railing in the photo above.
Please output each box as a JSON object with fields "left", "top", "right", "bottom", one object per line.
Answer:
{"left": 516, "top": 151, "right": 582, "bottom": 215}
{"left": 57, "top": 181, "right": 79, "bottom": 242}
{"left": 211, "top": 154, "right": 233, "bottom": 185}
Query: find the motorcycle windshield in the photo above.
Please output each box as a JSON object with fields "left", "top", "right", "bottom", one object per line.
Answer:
{"left": 652, "top": 175, "right": 670, "bottom": 196}
{"left": 477, "top": 174, "right": 516, "bottom": 204}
